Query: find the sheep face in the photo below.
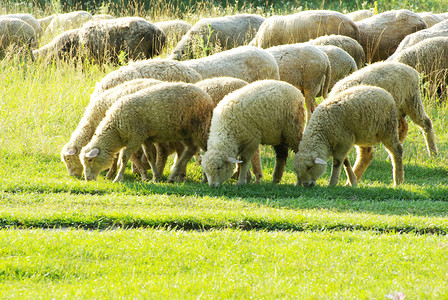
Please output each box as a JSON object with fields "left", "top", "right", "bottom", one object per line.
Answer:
{"left": 61, "top": 144, "right": 83, "bottom": 178}
{"left": 293, "top": 153, "right": 327, "bottom": 187}
{"left": 80, "top": 147, "right": 115, "bottom": 181}
{"left": 201, "top": 149, "right": 237, "bottom": 188}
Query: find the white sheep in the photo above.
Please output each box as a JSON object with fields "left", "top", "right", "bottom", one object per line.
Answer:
{"left": 92, "top": 14, "right": 115, "bottom": 21}
{"left": 33, "top": 28, "right": 80, "bottom": 62}
{"left": 78, "top": 17, "right": 165, "bottom": 64}
{"left": 0, "top": 13, "right": 43, "bottom": 38}
{"left": 38, "top": 15, "right": 55, "bottom": 31}
{"left": 330, "top": 61, "right": 437, "bottom": 181}
{"left": 45, "top": 11, "right": 92, "bottom": 36}
{"left": 62, "top": 78, "right": 163, "bottom": 180}
{"left": 181, "top": 46, "right": 279, "bottom": 82}
{"left": 91, "top": 58, "right": 202, "bottom": 99}
{"left": 265, "top": 43, "right": 331, "bottom": 123}
{"left": 155, "top": 19, "right": 192, "bottom": 46}
{"left": 308, "top": 34, "right": 366, "bottom": 69}
{"left": 346, "top": 10, "right": 374, "bottom": 22}
{"left": 249, "top": 10, "right": 359, "bottom": 48}
{"left": 80, "top": 82, "right": 214, "bottom": 183}
{"left": 169, "top": 14, "right": 265, "bottom": 60}
{"left": 0, "top": 18, "right": 37, "bottom": 60}
{"left": 202, "top": 80, "right": 305, "bottom": 187}
{"left": 293, "top": 85, "right": 404, "bottom": 187}
{"left": 417, "top": 12, "right": 444, "bottom": 28}
{"left": 355, "top": 9, "right": 427, "bottom": 63}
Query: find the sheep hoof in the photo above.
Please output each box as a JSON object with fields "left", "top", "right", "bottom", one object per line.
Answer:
{"left": 167, "top": 173, "right": 186, "bottom": 183}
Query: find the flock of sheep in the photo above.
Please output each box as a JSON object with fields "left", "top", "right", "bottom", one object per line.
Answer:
{"left": 2, "top": 8, "right": 447, "bottom": 187}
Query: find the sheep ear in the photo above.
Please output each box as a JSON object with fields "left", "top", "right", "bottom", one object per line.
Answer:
{"left": 314, "top": 157, "right": 327, "bottom": 165}
{"left": 86, "top": 148, "right": 100, "bottom": 158}
{"left": 66, "top": 147, "right": 77, "bottom": 156}
{"left": 227, "top": 157, "right": 243, "bottom": 164}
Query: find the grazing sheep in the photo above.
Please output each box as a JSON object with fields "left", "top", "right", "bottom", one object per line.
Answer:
{"left": 78, "top": 17, "right": 165, "bottom": 65}
{"left": 91, "top": 59, "right": 202, "bottom": 99}
{"left": 293, "top": 85, "right": 404, "bottom": 187}
{"left": 249, "top": 10, "right": 358, "bottom": 48}
{"left": 33, "top": 28, "right": 80, "bottom": 62}
{"left": 346, "top": 10, "right": 374, "bottom": 22}
{"left": 313, "top": 45, "right": 357, "bottom": 92}
{"left": 330, "top": 61, "right": 437, "bottom": 181}
{"left": 417, "top": 12, "right": 444, "bottom": 28}
{"left": 169, "top": 14, "right": 265, "bottom": 60}
{"left": 265, "top": 44, "right": 331, "bottom": 123}
{"left": 0, "top": 14, "right": 43, "bottom": 38}
{"left": 356, "top": 9, "right": 427, "bottom": 63}
{"left": 62, "top": 78, "right": 163, "bottom": 180}
{"left": 0, "top": 18, "right": 37, "bottom": 59}
{"left": 389, "top": 37, "right": 448, "bottom": 99}
{"left": 308, "top": 34, "right": 366, "bottom": 69}
{"left": 181, "top": 46, "right": 280, "bottom": 83}
{"left": 38, "top": 15, "right": 55, "bottom": 31}
{"left": 202, "top": 80, "right": 305, "bottom": 187}
{"left": 155, "top": 19, "right": 192, "bottom": 45}
{"left": 80, "top": 82, "right": 214, "bottom": 183}
{"left": 45, "top": 11, "right": 92, "bottom": 36}
{"left": 92, "top": 14, "right": 115, "bottom": 21}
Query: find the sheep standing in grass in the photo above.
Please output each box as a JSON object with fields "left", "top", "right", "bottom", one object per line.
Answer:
{"left": 249, "top": 10, "right": 358, "bottom": 48}
{"left": 346, "top": 10, "right": 374, "bottom": 22}
{"left": 91, "top": 59, "right": 202, "bottom": 99}
{"left": 80, "top": 82, "right": 214, "bottom": 183}
{"left": 417, "top": 12, "right": 444, "bottom": 28}
{"left": 266, "top": 44, "right": 331, "bottom": 123}
{"left": 155, "top": 20, "right": 192, "bottom": 46}
{"left": 0, "top": 18, "right": 37, "bottom": 60}
{"left": 78, "top": 17, "right": 165, "bottom": 65}
{"left": 202, "top": 80, "right": 305, "bottom": 187}
{"left": 355, "top": 9, "right": 427, "bottom": 63}
{"left": 33, "top": 28, "right": 80, "bottom": 62}
{"left": 45, "top": 11, "right": 92, "bottom": 36}
{"left": 0, "top": 14, "right": 43, "bottom": 38}
{"left": 181, "top": 46, "right": 280, "bottom": 82}
{"left": 38, "top": 15, "right": 55, "bottom": 31}
{"left": 293, "top": 85, "right": 404, "bottom": 187}
{"left": 169, "top": 14, "right": 265, "bottom": 60}
{"left": 308, "top": 34, "right": 366, "bottom": 69}
{"left": 62, "top": 78, "right": 163, "bottom": 180}
{"left": 329, "top": 61, "right": 437, "bottom": 181}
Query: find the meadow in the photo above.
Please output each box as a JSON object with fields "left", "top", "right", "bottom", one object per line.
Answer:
{"left": 1, "top": 0, "right": 448, "bottom": 298}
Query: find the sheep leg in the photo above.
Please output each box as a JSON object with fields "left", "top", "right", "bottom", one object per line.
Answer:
{"left": 105, "top": 156, "right": 118, "bottom": 180}
{"left": 405, "top": 111, "right": 438, "bottom": 157}
{"left": 167, "top": 139, "right": 198, "bottom": 183}
{"left": 383, "top": 139, "right": 404, "bottom": 187}
{"left": 328, "top": 157, "right": 344, "bottom": 186}
{"left": 130, "top": 153, "right": 149, "bottom": 181}
{"left": 114, "top": 144, "right": 141, "bottom": 183}
{"left": 272, "top": 143, "right": 289, "bottom": 184}
{"left": 250, "top": 147, "right": 263, "bottom": 184}
{"left": 155, "top": 143, "right": 170, "bottom": 175}
{"left": 343, "top": 157, "right": 357, "bottom": 187}
{"left": 142, "top": 141, "right": 162, "bottom": 183}
{"left": 236, "top": 143, "right": 259, "bottom": 186}
{"left": 304, "top": 89, "right": 318, "bottom": 124}
{"left": 352, "top": 146, "right": 374, "bottom": 181}
{"left": 398, "top": 117, "right": 408, "bottom": 144}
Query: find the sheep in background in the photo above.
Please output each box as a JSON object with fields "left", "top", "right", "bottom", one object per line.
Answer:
{"left": 266, "top": 43, "right": 331, "bottom": 123}
{"left": 0, "top": 13, "right": 43, "bottom": 38}
{"left": 249, "top": 10, "right": 358, "bottom": 48}
{"left": 169, "top": 14, "right": 265, "bottom": 60}
{"left": 202, "top": 80, "right": 305, "bottom": 187}
{"left": 80, "top": 82, "right": 214, "bottom": 183}
{"left": 33, "top": 28, "right": 80, "bottom": 62}
{"left": 92, "top": 14, "right": 115, "bottom": 21}
{"left": 45, "top": 11, "right": 92, "bottom": 36}
{"left": 78, "top": 17, "right": 165, "bottom": 65}
{"left": 155, "top": 19, "right": 192, "bottom": 46}
{"left": 0, "top": 18, "right": 37, "bottom": 60}
{"left": 293, "top": 85, "right": 404, "bottom": 187}
{"left": 356, "top": 9, "right": 427, "bottom": 63}
{"left": 308, "top": 34, "right": 366, "bottom": 69}
{"left": 91, "top": 59, "right": 202, "bottom": 99}
{"left": 330, "top": 61, "right": 437, "bottom": 181}
{"left": 417, "top": 12, "right": 444, "bottom": 28}
{"left": 38, "top": 15, "right": 55, "bottom": 31}
{"left": 346, "top": 10, "right": 374, "bottom": 22}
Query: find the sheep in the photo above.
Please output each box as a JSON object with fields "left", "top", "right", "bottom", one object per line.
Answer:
{"left": 389, "top": 37, "right": 448, "bottom": 99}
{"left": 312, "top": 45, "right": 358, "bottom": 92}
{"left": 293, "top": 85, "right": 404, "bottom": 187}
{"left": 91, "top": 58, "right": 203, "bottom": 99}
{"left": 80, "top": 82, "right": 214, "bottom": 183}
{"left": 0, "top": 18, "right": 37, "bottom": 60}
{"left": 180, "top": 46, "right": 280, "bottom": 83}
{"left": 45, "top": 11, "right": 92, "bottom": 36}
{"left": 390, "top": 20, "right": 448, "bottom": 57}
{"left": 346, "top": 10, "right": 374, "bottom": 22}
{"left": 355, "top": 9, "right": 427, "bottom": 63}
{"left": 38, "top": 15, "right": 55, "bottom": 31}
{"left": 417, "top": 12, "right": 444, "bottom": 28}
{"left": 78, "top": 17, "right": 165, "bottom": 65}
{"left": 329, "top": 61, "right": 437, "bottom": 181}
{"left": 0, "top": 14, "right": 43, "bottom": 38}
{"left": 249, "top": 10, "right": 359, "bottom": 49}
{"left": 202, "top": 80, "right": 305, "bottom": 187}
{"left": 169, "top": 14, "right": 265, "bottom": 60}
{"left": 62, "top": 78, "right": 164, "bottom": 180}
{"left": 33, "top": 28, "right": 80, "bottom": 62}
{"left": 92, "top": 14, "right": 115, "bottom": 21}
{"left": 265, "top": 44, "right": 330, "bottom": 124}
{"left": 307, "top": 34, "right": 366, "bottom": 69}
{"left": 155, "top": 19, "right": 192, "bottom": 46}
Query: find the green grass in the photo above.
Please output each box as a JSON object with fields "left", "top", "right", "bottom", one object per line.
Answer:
{"left": 1, "top": 1, "right": 448, "bottom": 298}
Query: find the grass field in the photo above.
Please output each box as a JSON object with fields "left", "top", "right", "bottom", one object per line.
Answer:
{"left": 1, "top": 1, "right": 448, "bottom": 298}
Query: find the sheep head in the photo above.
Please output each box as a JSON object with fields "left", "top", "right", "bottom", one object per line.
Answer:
{"left": 80, "top": 146, "right": 115, "bottom": 181}
{"left": 201, "top": 149, "right": 242, "bottom": 188}
{"left": 293, "top": 152, "right": 327, "bottom": 187}
{"left": 61, "top": 143, "right": 83, "bottom": 178}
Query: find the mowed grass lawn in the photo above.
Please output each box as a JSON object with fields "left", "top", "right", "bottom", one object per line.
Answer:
{"left": 1, "top": 13, "right": 448, "bottom": 300}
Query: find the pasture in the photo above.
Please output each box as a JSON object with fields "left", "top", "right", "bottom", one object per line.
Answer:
{"left": 1, "top": 0, "right": 448, "bottom": 298}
